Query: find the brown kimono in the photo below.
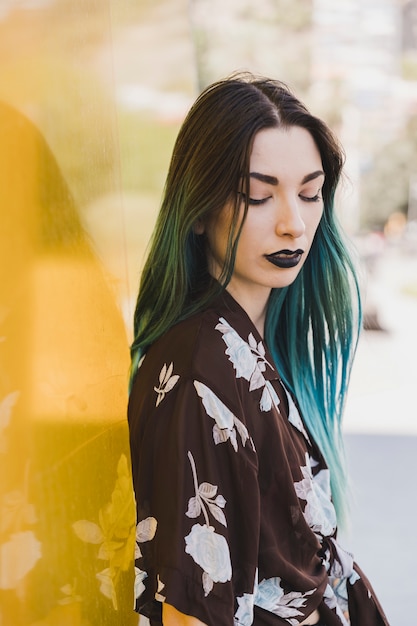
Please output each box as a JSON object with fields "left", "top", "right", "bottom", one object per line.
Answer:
{"left": 128, "top": 290, "right": 390, "bottom": 626}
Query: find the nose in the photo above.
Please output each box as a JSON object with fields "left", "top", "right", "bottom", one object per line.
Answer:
{"left": 274, "top": 194, "right": 305, "bottom": 238}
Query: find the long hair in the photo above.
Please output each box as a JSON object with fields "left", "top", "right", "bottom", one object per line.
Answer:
{"left": 130, "top": 74, "right": 361, "bottom": 523}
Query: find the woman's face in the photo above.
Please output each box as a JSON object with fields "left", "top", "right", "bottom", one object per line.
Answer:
{"left": 202, "top": 125, "right": 325, "bottom": 315}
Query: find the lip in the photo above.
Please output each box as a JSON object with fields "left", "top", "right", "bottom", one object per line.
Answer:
{"left": 264, "top": 249, "right": 304, "bottom": 269}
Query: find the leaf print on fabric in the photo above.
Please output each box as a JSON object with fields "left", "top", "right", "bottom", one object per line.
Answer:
{"left": 134, "top": 567, "right": 147, "bottom": 606}
{"left": 135, "top": 516, "right": 158, "bottom": 559}
{"left": 186, "top": 452, "right": 227, "bottom": 527}
{"left": 260, "top": 381, "right": 280, "bottom": 412}
{"left": 155, "top": 574, "right": 166, "bottom": 602}
{"left": 194, "top": 380, "right": 249, "bottom": 451}
{"left": 133, "top": 516, "right": 158, "bottom": 604}
{"left": 184, "top": 452, "right": 232, "bottom": 596}
{"left": 255, "top": 577, "right": 315, "bottom": 625}
{"left": 330, "top": 537, "right": 354, "bottom": 580}
{"left": 216, "top": 318, "right": 258, "bottom": 380}
{"left": 215, "top": 317, "right": 277, "bottom": 412}
{"left": 323, "top": 584, "right": 350, "bottom": 626}
{"left": 137, "top": 354, "right": 146, "bottom": 370}
{"left": 154, "top": 362, "right": 179, "bottom": 407}
{"left": 330, "top": 576, "right": 349, "bottom": 618}
{"left": 293, "top": 453, "right": 336, "bottom": 537}
{"left": 234, "top": 592, "right": 255, "bottom": 626}
{"left": 327, "top": 539, "right": 354, "bottom": 620}
{"left": 282, "top": 385, "right": 311, "bottom": 443}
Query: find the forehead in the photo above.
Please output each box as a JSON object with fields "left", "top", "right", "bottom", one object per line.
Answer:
{"left": 249, "top": 126, "right": 323, "bottom": 179}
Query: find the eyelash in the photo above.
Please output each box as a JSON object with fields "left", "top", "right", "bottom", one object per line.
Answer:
{"left": 248, "top": 197, "right": 270, "bottom": 206}
{"left": 240, "top": 192, "right": 323, "bottom": 205}
{"left": 300, "top": 192, "right": 322, "bottom": 203}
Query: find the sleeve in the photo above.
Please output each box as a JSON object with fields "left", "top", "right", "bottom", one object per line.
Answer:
{"left": 346, "top": 563, "right": 391, "bottom": 626}
{"left": 129, "top": 365, "right": 260, "bottom": 626}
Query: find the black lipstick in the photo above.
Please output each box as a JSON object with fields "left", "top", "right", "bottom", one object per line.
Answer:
{"left": 265, "top": 249, "right": 303, "bottom": 269}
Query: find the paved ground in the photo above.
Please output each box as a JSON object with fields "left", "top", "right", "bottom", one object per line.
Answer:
{"left": 342, "top": 244, "right": 417, "bottom": 625}
{"left": 344, "top": 245, "right": 417, "bottom": 437}
{"left": 341, "top": 433, "right": 415, "bottom": 625}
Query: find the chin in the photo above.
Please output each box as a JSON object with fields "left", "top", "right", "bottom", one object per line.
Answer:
{"left": 271, "top": 269, "right": 303, "bottom": 289}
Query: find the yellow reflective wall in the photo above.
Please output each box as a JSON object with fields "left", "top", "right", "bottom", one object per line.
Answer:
{"left": 0, "top": 1, "right": 195, "bottom": 624}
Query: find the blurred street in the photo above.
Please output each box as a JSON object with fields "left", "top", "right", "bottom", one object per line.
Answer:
{"left": 342, "top": 245, "right": 417, "bottom": 625}
{"left": 345, "top": 244, "right": 417, "bottom": 436}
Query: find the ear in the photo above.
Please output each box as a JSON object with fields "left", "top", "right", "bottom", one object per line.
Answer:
{"left": 193, "top": 218, "right": 205, "bottom": 235}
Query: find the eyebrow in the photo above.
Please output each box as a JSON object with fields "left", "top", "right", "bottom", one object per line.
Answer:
{"left": 249, "top": 170, "right": 325, "bottom": 186}
{"left": 301, "top": 170, "right": 325, "bottom": 184}
{"left": 250, "top": 172, "right": 278, "bottom": 185}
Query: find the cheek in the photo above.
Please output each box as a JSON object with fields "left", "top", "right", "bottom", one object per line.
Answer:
{"left": 306, "top": 206, "right": 324, "bottom": 235}
{"left": 204, "top": 213, "right": 232, "bottom": 265}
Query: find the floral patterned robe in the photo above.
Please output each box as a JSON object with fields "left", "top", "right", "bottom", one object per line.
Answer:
{"left": 128, "top": 290, "right": 390, "bottom": 626}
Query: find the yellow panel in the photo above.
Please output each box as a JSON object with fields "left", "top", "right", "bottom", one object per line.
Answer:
{"left": 0, "top": 1, "right": 194, "bottom": 624}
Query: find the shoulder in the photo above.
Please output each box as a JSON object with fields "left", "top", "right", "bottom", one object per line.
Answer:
{"left": 129, "top": 303, "right": 255, "bottom": 417}
{"left": 138, "top": 306, "right": 229, "bottom": 378}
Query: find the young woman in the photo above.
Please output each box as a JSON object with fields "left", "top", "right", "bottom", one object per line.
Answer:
{"left": 128, "top": 74, "right": 390, "bottom": 626}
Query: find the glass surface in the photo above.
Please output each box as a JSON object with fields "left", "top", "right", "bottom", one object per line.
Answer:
{"left": 0, "top": 1, "right": 194, "bottom": 624}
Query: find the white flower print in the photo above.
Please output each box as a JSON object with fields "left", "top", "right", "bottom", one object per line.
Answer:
{"left": 330, "top": 538, "right": 354, "bottom": 579}
{"left": 293, "top": 454, "right": 336, "bottom": 537}
{"left": 185, "top": 524, "right": 232, "bottom": 593}
{"left": 255, "top": 577, "right": 315, "bottom": 625}
{"left": 327, "top": 538, "right": 355, "bottom": 619}
{"left": 234, "top": 592, "right": 255, "bottom": 626}
{"left": 134, "top": 516, "right": 157, "bottom": 603}
{"left": 154, "top": 362, "right": 179, "bottom": 407}
{"left": 282, "top": 385, "right": 311, "bottom": 443}
{"left": 134, "top": 567, "right": 147, "bottom": 604}
{"left": 216, "top": 318, "right": 277, "bottom": 412}
{"left": 323, "top": 584, "right": 350, "bottom": 626}
{"left": 155, "top": 574, "right": 166, "bottom": 602}
{"left": 216, "top": 318, "right": 258, "bottom": 380}
{"left": 135, "top": 516, "right": 158, "bottom": 559}
{"left": 330, "top": 577, "right": 349, "bottom": 618}
{"left": 184, "top": 451, "right": 232, "bottom": 596}
{"left": 137, "top": 354, "right": 146, "bottom": 370}
{"left": 193, "top": 380, "right": 250, "bottom": 451}
{"left": 186, "top": 451, "right": 227, "bottom": 527}
{"left": 260, "top": 380, "right": 280, "bottom": 412}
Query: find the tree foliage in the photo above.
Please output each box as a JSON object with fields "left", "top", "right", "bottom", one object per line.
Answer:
{"left": 360, "top": 115, "right": 417, "bottom": 229}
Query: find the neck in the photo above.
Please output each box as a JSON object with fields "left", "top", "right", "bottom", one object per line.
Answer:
{"left": 225, "top": 284, "right": 269, "bottom": 338}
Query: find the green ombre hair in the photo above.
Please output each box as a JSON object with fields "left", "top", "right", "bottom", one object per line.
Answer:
{"left": 130, "top": 74, "right": 362, "bottom": 524}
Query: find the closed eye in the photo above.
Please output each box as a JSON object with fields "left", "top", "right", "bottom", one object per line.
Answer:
{"left": 299, "top": 191, "right": 322, "bottom": 203}
{"left": 239, "top": 192, "right": 271, "bottom": 206}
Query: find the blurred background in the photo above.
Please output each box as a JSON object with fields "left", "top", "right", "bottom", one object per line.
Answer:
{"left": 0, "top": 0, "right": 416, "bottom": 624}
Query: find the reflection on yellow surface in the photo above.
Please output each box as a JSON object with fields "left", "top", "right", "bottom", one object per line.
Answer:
{"left": 0, "top": 97, "right": 137, "bottom": 626}
{"left": 0, "top": 5, "right": 137, "bottom": 624}
{"left": 0, "top": 1, "right": 195, "bottom": 623}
